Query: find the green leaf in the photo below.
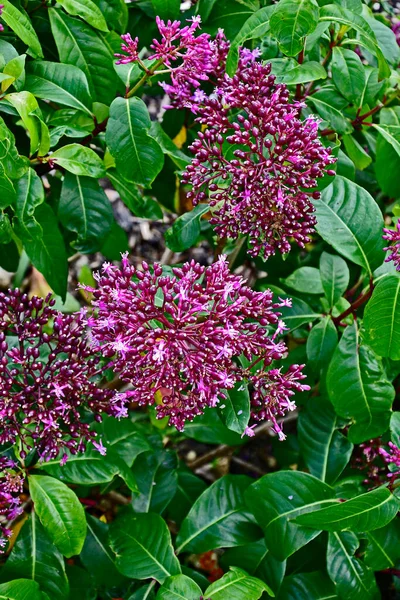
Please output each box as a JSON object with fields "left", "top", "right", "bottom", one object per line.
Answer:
{"left": 0, "top": 513, "right": 69, "bottom": 600}
{"left": 150, "top": 0, "right": 181, "bottom": 20}
{"left": 92, "top": 0, "right": 128, "bottom": 33}
{"left": 5, "top": 91, "right": 48, "bottom": 156}
{"left": 366, "top": 17, "right": 399, "bottom": 67}
{"left": 315, "top": 176, "right": 385, "bottom": 275}
{"left": 364, "top": 275, "right": 400, "bottom": 360}
{"left": 308, "top": 90, "right": 353, "bottom": 134}
{"left": 279, "top": 61, "right": 327, "bottom": 84}
{"left": 282, "top": 267, "right": 323, "bottom": 295}
{"left": 107, "top": 169, "right": 162, "bottom": 219}
{"left": 58, "top": 172, "right": 113, "bottom": 252}
{"left": 306, "top": 318, "right": 338, "bottom": 374}
{"left": 319, "top": 252, "right": 350, "bottom": 308}
{"left": 327, "top": 531, "right": 378, "bottom": 600}
{"left": 183, "top": 408, "right": 245, "bottom": 445}
{"left": 14, "top": 167, "right": 44, "bottom": 240}
{"left": 99, "top": 415, "right": 151, "bottom": 467}
{"left": 106, "top": 97, "right": 164, "bottom": 186}
{"left": 298, "top": 396, "right": 352, "bottom": 484}
{"left": 204, "top": 567, "right": 273, "bottom": 599}
{"left": 164, "top": 205, "right": 209, "bottom": 252}
{"left": 25, "top": 61, "right": 93, "bottom": 116}
{"left": 390, "top": 412, "right": 400, "bottom": 446}
{"left": 131, "top": 447, "right": 178, "bottom": 514}
{"left": 168, "top": 470, "right": 207, "bottom": 526}
{"left": 28, "top": 474, "right": 86, "bottom": 558}
{"left": 81, "top": 514, "right": 127, "bottom": 588}
{"left": 270, "top": 0, "right": 319, "bottom": 56}
{"left": 109, "top": 512, "right": 181, "bottom": 583}
{"left": 0, "top": 580, "right": 43, "bottom": 600}
{"left": 342, "top": 135, "right": 372, "bottom": 171}
{"left": 149, "top": 122, "right": 191, "bottom": 170}
{"left": 219, "top": 381, "right": 250, "bottom": 435}
{"left": 331, "top": 47, "right": 365, "bottom": 104}
{"left": 245, "top": 471, "right": 336, "bottom": 561}
{"left": 319, "top": 5, "right": 390, "bottom": 79}
{"left": 270, "top": 288, "right": 321, "bottom": 331}
{"left": 49, "top": 9, "right": 119, "bottom": 105}
{"left": 372, "top": 124, "right": 400, "bottom": 158}
{"left": 364, "top": 520, "right": 400, "bottom": 571}
{"left": 56, "top": 0, "right": 109, "bottom": 32}
{"left": 278, "top": 571, "right": 338, "bottom": 600}
{"left": 2, "top": 54, "right": 26, "bottom": 92}
{"left": 1, "top": 1, "right": 43, "bottom": 58}
{"left": 326, "top": 322, "right": 393, "bottom": 443}
{"left": 156, "top": 574, "right": 202, "bottom": 600}
{"left": 226, "top": 6, "right": 274, "bottom": 75}
{"left": 176, "top": 475, "right": 261, "bottom": 555}
{"left": 0, "top": 172, "right": 16, "bottom": 209}
{"left": 22, "top": 204, "right": 68, "bottom": 300}
{"left": 51, "top": 144, "right": 105, "bottom": 177}
{"left": 0, "top": 117, "right": 28, "bottom": 179}
{"left": 296, "top": 487, "right": 399, "bottom": 531}
{"left": 375, "top": 108, "right": 400, "bottom": 197}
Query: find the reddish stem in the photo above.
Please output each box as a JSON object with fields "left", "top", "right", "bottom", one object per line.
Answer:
{"left": 333, "top": 278, "right": 374, "bottom": 325}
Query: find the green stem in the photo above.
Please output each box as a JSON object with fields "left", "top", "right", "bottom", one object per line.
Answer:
{"left": 126, "top": 59, "right": 165, "bottom": 98}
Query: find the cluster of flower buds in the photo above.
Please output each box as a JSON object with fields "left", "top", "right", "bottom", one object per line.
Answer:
{"left": 0, "top": 289, "right": 129, "bottom": 463}
{"left": 182, "top": 54, "right": 336, "bottom": 259}
{"left": 383, "top": 220, "right": 400, "bottom": 270}
{"left": 0, "top": 457, "right": 24, "bottom": 552}
{"left": 0, "top": 5, "right": 3, "bottom": 32}
{"left": 355, "top": 438, "right": 400, "bottom": 487}
{"left": 83, "top": 254, "right": 309, "bottom": 438}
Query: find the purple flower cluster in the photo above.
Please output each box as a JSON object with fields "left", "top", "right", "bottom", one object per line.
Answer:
{"left": 383, "top": 220, "right": 400, "bottom": 270}
{"left": 0, "top": 289, "right": 128, "bottom": 462}
{"left": 0, "top": 458, "right": 24, "bottom": 551}
{"left": 83, "top": 254, "right": 309, "bottom": 438}
{"left": 356, "top": 438, "right": 400, "bottom": 487}
{"left": 182, "top": 55, "right": 336, "bottom": 259}
{"left": 115, "top": 33, "right": 139, "bottom": 65}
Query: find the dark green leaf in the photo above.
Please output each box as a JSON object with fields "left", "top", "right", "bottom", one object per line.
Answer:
{"left": 326, "top": 322, "right": 393, "bottom": 443}
{"left": 315, "top": 176, "right": 385, "bottom": 275}
{"left": 204, "top": 567, "right": 273, "bottom": 599}
{"left": 364, "top": 520, "right": 400, "bottom": 570}
{"left": 176, "top": 475, "right": 261, "bottom": 555}
{"left": 29, "top": 474, "right": 86, "bottom": 558}
{"left": 183, "top": 409, "right": 246, "bottom": 445}
{"left": 99, "top": 415, "right": 151, "bottom": 467}
{"left": 0, "top": 513, "right": 69, "bottom": 600}
{"left": 245, "top": 471, "right": 336, "bottom": 561}
{"left": 375, "top": 108, "right": 400, "bottom": 197}
{"left": 364, "top": 275, "right": 400, "bottom": 360}
{"left": 279, "top": 61, "right": 327, "bottom": 84}
{"left": 168, "top": 470, "right": 207, "bottom": 526}
{"left": 106, "top": 97, "right": 164, "bottom": 186}
{"left": 92, "top": 0, "right": 128, "bottom": 32}
{"left": 56, "top": 0, "right": 109, "bottom": 32}
{"left": 51, "top": 144, "right": 105, "bottom": 177}
{"left": 0, "top": 117, "right": 28, "bottom": 179}
{"left": 279, "top": 571, "right": 338, "bottom": 600}
{"left": 219, "top": 381, "right": 250, "bottom": 436}
{"left": 306, "top": 318, "right": 338, "bottom": 374}
{"left": 109, "top": 512, "right": 181, "bottom": 583}
{"left": 282, "top": 267, "right": 323, "bottom": 295}
{"left": 342, "top": 135, "right": 372, "bottom": 171}
{"left": 165, "top": 204, "right": 210, "bottom": 252}
{"left": 14, "top": 167, "right": 44, "bottom": 240}
{"left": 308, "top": 90, "right": 353, "bottom": 134}
{"left": 131, "top": 448, "right": 178, "bottom": 514}
{"left": 319, "top": 252, "right": 350, "bottom": 308}
{"left": 331, "top": 47, "right": 365, "bottom": 103}
{"left": 59, "top": 173, "right": 113, "bottom": 252}
{"left": 270, "top": 0, "right": 319, "bottom": 56}
{"left": 156, "top": 574, "right": 202, "bottom": 600}
{"left": 226, "top": 6, "right": 273, "bottom": 74}
{"left": 149, "top": 122, "right": 191, "bottom": 170}
{"left": 150, "top": 0, "right": 180, "bottom": 20}
{"left": 1, "top": 1, "right": 43, "bottom": 58}
{"left": 107, "top": 168, "right": 162, "bottom": 219}
{"left": 0, "top": 580, "right": 42, "bottom": 600}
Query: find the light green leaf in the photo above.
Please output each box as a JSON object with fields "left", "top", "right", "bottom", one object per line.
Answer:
{"left": 5, "top": 91, "right": 48, "bottom": 156}
{"left": 0, "top": 172, "right": 16, "bottom": 209}
{"left": 1, "top": 1, "right": 43, "bottom": 58}
{"left": 164, "top": 204, "right": 209, "bottom": 252}
{"left": 364, "top": 275, "right": 400, "bottom": 360}
{"left": 270, "top": 0, "right": 319, "bottom": 56}
{"left": 50, "top": 144, "right": 105, "bottom": 177}
{"left": 342, "top": 134, "right": 372, "bottom": 171}
{"left": 156, "top": 574, "right": 202, "bottom": 600}
{"left": 282, "top": 267, "right": 323, "bottom": 295}
{"left": 0, "top": 580, "right": 42, "bottom": 600}
{"left": 204, "top": 567, "right": 273, "bottom": 599}
{"left": 109, "top": 512, "right": 181, "bottom": 583}
{"left": 29, "top": 475, "right": 86, "bottom": 558}
{"left": 57, "top": 0, "right": 109, "bottom": 32}
{"left": 2, "top": 54, "right": 26, "bottom": 92}
{"left": 106, "top": 97, "right": 164, "bottom": 186}
{"left": 278, "top": 61, "right": 327, "bottom": 84}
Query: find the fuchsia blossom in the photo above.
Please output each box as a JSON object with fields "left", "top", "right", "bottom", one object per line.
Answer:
{"left": 115, "top": 33, "right": 139, "bottom": 65}
{"left": 182, "top": 55, "right": 336, "bottom": 259}
{"left": 0, "top": 458, "right": 24, "bottom": 552}
{"left": 83, "top": 254, "right": 309, "bottom": 438}
{"left": 0, "top": 289, "right": 129, "bottom": 462}
{"left": 383, "top": 220, "right": 400, "bottom": 270}
{"left": 356, "top": 438, "right": 400, "bottom": 487}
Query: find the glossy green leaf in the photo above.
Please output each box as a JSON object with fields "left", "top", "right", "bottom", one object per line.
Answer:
{"left": 342, "top": 135, "right": 372, "bottom": 171}
{"left": 276, "top": 293, "right": 321, "bottom": 331}
{"left": 226, "top": 6, "right": 273, "bottom": 74}
{"left": 106, "top": 97, "right": 164, "bottom": 186}
{"left": 0, "top": 172, "right": 15, "bottom": 209}
{"left": 245, "top": 471, "right": 336, "bottom": 561}
{"left": 149, "top": 122, "right": 191, "bottom": 170}
{"left": 22, "top": 204, "right": 68, "bottom": 300}
{"left": 176, "top": 475, "right": 261, "bottom": 554}
{"left": 5, "top": 91, "right": 48, "bottom": 156}
{"left": 99, "top": 416, "right": 151, "bottom": 467}
{"left": 282, "top": 267, "right": 323, "bottom": 295}
{"left": 326, "top": 322, "right": 393, "bottom": 442}
{"left": 25, "top": 61, "right": 93, "bottom": 115}
{"left": 81, "top": 514, "right": 127, "bottom": 588}
{"left": 92, "top": 0, "right": 128, "bottom": 32}
{"left": 364, "top": 520, "right": 400, "bottom": 570}
{"left": 0, "top": 117, "right": 28, "bottom": 179}
{"left": 2, "top": 54, "right": 26, "bottom": 92}
{"left": 219, "top": 381, "right": 250, "bottom": 435}
{"left": 319, "top": 252, "right": 350, "bottom": 308}
{"left": 204, "top": 567, "right": 273, "bottom": 599}
{"left": 165, "top": 204, "right": 210, "bottom": 252}
{"left": 29, "top": 474, "right": 86, "bottom": 558}
{"left": 331, "top": 47, "right": 365, "bottom": 103}
{"left": 109, "top": 512, "right": 181, "bottom": 583}
{"left": 131, "top": 447, "right": 178, "bottom": 514}
{"left": 278, "top": 571, "right": 338, "bottom": 600}
{"left": 0, "top": 512, "right": 69, "bottom": 600}
{"left": 306, "top": 318, "right": 338, "bottom": 374}
{"left": 296, "top": 487, "right": 399, "bottom": 531}
{"left": 279, "top": 61, "right": 327, "bottom": 84}
{"left": 183, "top": 408, "right": 245, "bottom": 445}
{"left": 1, "top": 1, "right": 43, "bottom": 58}
{"left": 308, "top": 89, "right": 353, "bottom": 134}
{"left": 14, "top": 167, "right": 44, "bottom": 240}
{"left": 0, "top": 580, "right": 43, "bottom": 600}
{"left": 315, "top": 176, "right": 385, "bottom": 275}
{"left": 156, "top": 574, "right": 202, "bottom": 600}
{"left": 49, "top": 9, "right": 119, "bottom": 104}
{"left": 58, "top": 173, "right": 113, "bottom": 252}
{"left": 57, "top": 0, "right": 109, "bottom": 32}
{"left": 270, "top": 0, "right": 319, "bottom": 56}
{"left": 168, "top": 470, "right": 207, "bottom": 526}
{"left": 50, "top": 144, "right": 105, "bottom": 177}
{"left": 375, "top": 107, "right": 400, "bottom": 197}
{"left": 327, "top": 531, "right": 378, "bottom": 600}
{"left": 364, "top": 275, "right": 400, "bottom": 360}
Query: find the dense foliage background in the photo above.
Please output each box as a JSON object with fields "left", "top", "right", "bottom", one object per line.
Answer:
{"left": 0, "top": 0, "right": 400, "bottom": 598}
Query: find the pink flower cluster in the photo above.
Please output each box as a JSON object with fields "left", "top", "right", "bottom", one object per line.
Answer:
{"left": 0, "top": 5, "right": 3, "bottom": 32}
{"left": 0, "top": 289, "right": 129, "bottom": 463}
{"left": 383, "top": 221, "right": 400, "bottom": 271}
{"left": 356, "top": 438, "right": 400, "bottom": 487}
{"left": 182, "top": 56, "right": 336, "bottom": 259}
{"left": 0, "top": 458, "right": 24, "bottom": 551}
{"left": 83, "top": 254, "right": 309, "bottom": 438}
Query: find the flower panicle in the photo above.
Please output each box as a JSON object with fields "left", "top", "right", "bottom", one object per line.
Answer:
{"left": 383, "top": 220, "right": 400, "bottom": 271}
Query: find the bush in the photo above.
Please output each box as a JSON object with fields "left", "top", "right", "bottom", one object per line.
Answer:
{"left": 0, "top": 0, "right": 399, "bottom": 598}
